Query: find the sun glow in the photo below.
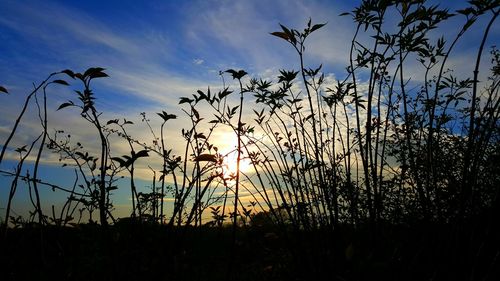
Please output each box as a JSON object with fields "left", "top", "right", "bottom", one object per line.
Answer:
{"left": 217, "top": 132, "right": 253, "bottom": 180}
{"left": 222, "top": 150, "right": 252, "bottom": 179}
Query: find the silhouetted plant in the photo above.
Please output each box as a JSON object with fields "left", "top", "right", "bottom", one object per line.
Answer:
{"left": 57, "top": 67, "right": 113, "bottom": 226}
{"left": 108, "top": 118, "right": 150, "bottom": 218}
{"left": 156, "top": 111, "right": 177, "bottom": 223}
{"left": 3, "top": 137, "right": 40, "bottom": 235}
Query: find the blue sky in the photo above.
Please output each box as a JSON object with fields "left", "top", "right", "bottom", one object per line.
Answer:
{"left": 1, "top": 0, "right": 496, "bottom": 112}
{"left": 0, "top": 0, "right": 352, "bottom": 94}
{"left": 0, "top": 0, "right": 498, "bottom": 221}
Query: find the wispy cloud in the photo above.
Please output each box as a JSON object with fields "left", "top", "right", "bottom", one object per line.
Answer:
{"left": 193, "top": 58, "right": 204, "bottom": 65}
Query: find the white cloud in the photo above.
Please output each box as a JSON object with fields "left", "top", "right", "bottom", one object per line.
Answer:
{"left": 193, "top": 58, "right": 204, "bottom": 65}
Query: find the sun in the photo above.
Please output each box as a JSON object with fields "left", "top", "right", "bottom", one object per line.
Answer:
{"left": 222, "top": 151, "right": 252, "bottom": 178}
{"left": 216, "top": 131, "right": 253, "bottom": 179}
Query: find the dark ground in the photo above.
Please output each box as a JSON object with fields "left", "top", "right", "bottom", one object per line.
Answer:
{"left": 1, "top": 217, "right": 499, "bottom": 281}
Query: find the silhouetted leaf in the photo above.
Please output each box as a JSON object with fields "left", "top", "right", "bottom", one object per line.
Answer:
{"left": 84, "top": 67, "right": 105, "bottom": 77}
{"left": 463, "top": 18, "right": 477, "bottom": 31}
{"left": 225, "top": 69, "right": 247, "bottom": 80}
{"left": 310, "top": 23, "right": 326, "bottom": 33}
{"left": 194, "top": 154, "right": 217, "bottom": 162}
{"left": 60, "top": 69, "right": 75, "bottom": 79}
{"left": 57, "top": 101, "right": 74, "bottom": 110}
{"left": 270, "top": 31, "right": 290, "bottom": 41}
{"left": 230, "top": 105, "right": 239, "bottom": 116}
{"left": 111, "top": 157, "right": 127, "bottom": 167}
{"left": 192, "top": 106, "right": 200, "bottom": 120}
{"left": 74, "top": 73, "right": 84, "bottom": 81}
{"left": 15, "top": 145, "right": 27, "bottom": 153}
{"left": 279, "top": 24, "right": 295, "bottom": 44}
{"left": 197, "top": 90, "right": 208, "bottom": 101}
{"left": 52, "top": 79, "right": 70, "bottom": 86}
{"left": 106, "top": 119, "right": 119, "bottom": 125}
{"left": 133, "top": 150, "right": 149, "bottom": 159}
{"left": 90, "top": 71, "right": 109, "bottom": 79}
{"left": 157, "top": 111, "right": 177, "bottom": 122}
{"left": 457, "top": 7, "right": 475, "bottom": 16}
{"left": 179, "top": 97, "right": 194, "bottom": 104}
{"left": 278, "top": 69, "right": 299, "bottom": 83}
{"left": 194, "top": 133, "right": 206, "bottom": 139}
{"left": 113, "top": 151, "right": 148, "bottom": 168}
{"left": 218, "top": 88, "right": 233, "bottom": 99}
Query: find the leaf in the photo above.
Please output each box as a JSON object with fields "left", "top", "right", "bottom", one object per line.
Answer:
{"left": 194, "top": 133, "right": 206, "bottom": 139}
{"left": 197, "top": 90, "right": 208, "bottom": 101}
{"left": 74, "top": 73, "right": 84, "bottom": 81}
{"left": 106, "top": 119, "right": 119, "bottom": 125}
{"left": 0, "top": 86, "right": 8, "bottom": 94}
{"left": 225, "top": 69, "right": 247, "bottom": 80}
{"left": 52, "top": 79, "right": 69, "bottom": 86}
{"left": 231, "top": 105, "right": 239, "bottom": 115}
{"left": 456, "top": 7, "right": 475, "bottom": 16}
{"left": 15, "top": 145, "right": 27, "bottom": 153}
{"left": 84, "top": 67, "right": 105, "bottom": 77}
{"left": 218, "top": 88, "right": 233, "bottom": 99}
{"left": 81, "top": 67, "right": 108, "bottom": 80}
{"left": 279, "top": 23, "right": 293, "bottom": 40}
{"left": 179, "top": 97, "right": 194, "bottom": 104}
{"left": 133, "top": 150, "right": 149, "bottom": 159}
{"left": 225, "top": 69, "right": 237, "bottom": 76}
{"left": 463, "top": 18, "right": 477, "bottom": 31}
{"left": 90, "top": 71, "right": 109, "bottom": 79}
{"left": 192, "top": 106, "right": 200, "bottom": 120}
{"left": 310, "top": 23, "right": 326, "bottom": 33}
{"left": 115, "top": 151, "right": 148, "bottom": 169}
{"left": 60, "top": 69, "right": 75, "bottom": 79}
{"left": 57, "top": 101, "right": 74, "bottom": 110}
{"left": 157, "top": 111, "right": 177, "bottom": 122}
{"left": 193, "top": 154, "right": 217, "bottom": 162}
{"left": 111, "top": 157, "right": 126, "bottom": 167}
{"left": 270, "top": 31, "right": 290, "bottom": 41}
{"left": 304, "top": 114, "right": 314, "bottom": 122}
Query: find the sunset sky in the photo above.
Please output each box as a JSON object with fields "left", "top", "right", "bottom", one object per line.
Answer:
{"left": 1, "top": 0, "right": 498, "bottom": 221}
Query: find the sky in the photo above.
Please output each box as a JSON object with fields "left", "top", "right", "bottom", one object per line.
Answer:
{"left": 0, "top": 0, "right": 498, "bottom": 222}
